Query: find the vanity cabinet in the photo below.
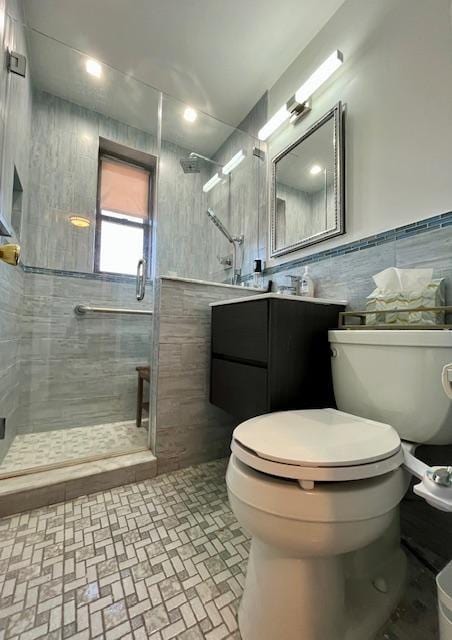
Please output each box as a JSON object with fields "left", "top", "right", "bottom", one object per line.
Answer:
{"left": 210, "top": 295, "right": 345, "bottom": 420}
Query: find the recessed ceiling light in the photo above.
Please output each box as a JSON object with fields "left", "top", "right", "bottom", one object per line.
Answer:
{"left": 310, "top": 164, "right": 323, "bottom": 175}
{"left": 85, "top": 58, "right": 102, "bottom": 78}
{"left": 184, "top": 107, "right": 198, "bottom": 123}
{"left": 69, "top": 215, "right": 90, "bottom": 228}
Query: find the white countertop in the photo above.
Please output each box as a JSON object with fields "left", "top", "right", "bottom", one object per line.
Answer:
{"left": 160, "top": 275, "right": 267, "bottom": 292}
{"left": 209, "top": 293, "right": 347, "bottom": 307}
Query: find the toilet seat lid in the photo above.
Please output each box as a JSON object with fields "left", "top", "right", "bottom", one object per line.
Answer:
{"left": 233, "top": 409, "right": 400, "bottom": 468}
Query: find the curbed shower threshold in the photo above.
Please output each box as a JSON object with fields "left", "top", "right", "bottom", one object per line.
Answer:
{"left": 0, "top": 450, "right": 157, "bottom": 517}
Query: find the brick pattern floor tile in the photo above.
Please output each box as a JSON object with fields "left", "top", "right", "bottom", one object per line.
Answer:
{"left": 0, "top": 459, "right": 438, "bottom": 639}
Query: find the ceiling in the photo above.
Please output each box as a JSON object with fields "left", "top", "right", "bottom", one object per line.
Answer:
{"left": 25, "top": 28, "right": 237, "bottom": 156}
{"left": 22, "top": 0, "right": 345, "bottom": 128}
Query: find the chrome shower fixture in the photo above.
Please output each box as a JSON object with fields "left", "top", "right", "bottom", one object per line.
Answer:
{"left": 179, "top": 152, "right": 223, "bottom": 174}
{"left": 206, "top": 208, "right": 234, "bottom": 243}
{"left": 206, "top": 208, "right": 244, "bottom": 285}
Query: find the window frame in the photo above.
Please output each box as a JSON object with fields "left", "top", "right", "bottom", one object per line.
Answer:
{"left": 94, "top": 150, "right": 153, "bottom": 277}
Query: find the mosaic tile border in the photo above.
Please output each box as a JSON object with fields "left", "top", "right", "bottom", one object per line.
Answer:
{"left": 21, "top": 264, "right": 153, "bottom": 285}
{"left": 251, "top": 210, "right": 452, "bottom": 279}
{"left": 20, "top": 210, "right": 452, "bottom": 284}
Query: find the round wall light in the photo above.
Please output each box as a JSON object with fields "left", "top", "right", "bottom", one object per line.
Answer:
{"left": 69, "top": 215, "right": 90, "bottom": 228}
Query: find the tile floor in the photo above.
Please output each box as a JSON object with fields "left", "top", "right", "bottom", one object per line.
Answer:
{"left": 0, "top": 459, "right": 439, "bottom": 640}
{"left": 1, "top": 422, "right": 148, "bottom": 475}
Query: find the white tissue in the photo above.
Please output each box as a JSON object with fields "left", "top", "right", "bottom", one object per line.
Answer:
{"left": 366, "top": 267, "right": 444, "bottom": 325}
{"left": 372, "top": 267, "right": 433, "bottom": 294}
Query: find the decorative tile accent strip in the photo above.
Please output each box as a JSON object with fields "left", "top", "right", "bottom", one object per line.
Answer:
{"left": 252, "top": 210, "right": 452, "bottom": 279}
{"left": 21, "top": 264, "right": 142, "bottom": 284}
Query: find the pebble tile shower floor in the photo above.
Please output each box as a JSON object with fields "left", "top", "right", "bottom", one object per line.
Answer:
{"left": 0, "top": 422, "right": 148, "bottom": 474}
{"left": 0, "top": 459, "right": 438, "bottom": 640}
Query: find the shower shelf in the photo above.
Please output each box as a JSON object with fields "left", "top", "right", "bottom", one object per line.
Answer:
{"left": 74, "top": 304, "right": 153, "bottom": 316}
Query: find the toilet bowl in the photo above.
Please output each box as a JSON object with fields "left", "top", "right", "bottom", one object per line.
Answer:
{"left": 227, "top": 330, "right": 452, "bottom": 640}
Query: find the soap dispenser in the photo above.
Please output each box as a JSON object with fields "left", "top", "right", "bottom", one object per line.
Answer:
{"left": 300, "top": 266, "right": 315, "bottom": 297}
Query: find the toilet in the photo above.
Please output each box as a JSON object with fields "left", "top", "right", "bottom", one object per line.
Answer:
{"left": 226, "top": 329, "right": 452, "bottom": 640}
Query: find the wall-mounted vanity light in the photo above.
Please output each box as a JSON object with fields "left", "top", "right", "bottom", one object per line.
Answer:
{"left": 258, "top": 50, "right": 343, "bottom": 141}
{"left": 222, "top": 149, "right": 245, "bottom": 175}
{"left": 202, "top": 148, "right": 246, "bottom": 192}
{"left": 202, "top": 173, "right": 222, "bottom": 193}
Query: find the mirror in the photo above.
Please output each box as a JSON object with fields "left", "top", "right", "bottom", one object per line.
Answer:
{"left": 271, "top": 102, "right": 344, "bottom": 257}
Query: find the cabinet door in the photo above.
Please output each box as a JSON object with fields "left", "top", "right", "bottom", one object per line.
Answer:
{"left": 210, "top": 358, "right": 268, "bottom": 420}
{"left": 211, "top": 300, "right": 268, "bottom": 364}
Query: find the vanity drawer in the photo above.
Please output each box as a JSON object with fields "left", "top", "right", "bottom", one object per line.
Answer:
{"left": 210, "top": 358, "right": 268, "bottom": 419}
{"left": 211, "top": 299, "right": 268, "bottom": 363}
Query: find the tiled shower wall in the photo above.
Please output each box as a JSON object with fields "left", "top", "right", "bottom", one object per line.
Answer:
{"left": 0, "top": 0, "right": 32, "bottom": 462}
{"left": 15, "top": 271, "right": 153, "bottom": 434}
{"left": 24, "top": 89, "right": 157, "bottom": 273}
{"left": 0, "top": 263, "right": 23, "bottom": 462}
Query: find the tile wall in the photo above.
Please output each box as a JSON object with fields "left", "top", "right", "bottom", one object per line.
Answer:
{"left": 14, "top": 270, "right": 153, "bottom": 434}
{"left": 0, "top": 262, "right": 24, "bottom": 463}
{"left": 151, "top": 278, "right": 261, "bottom": 473}
{"left": 0, "top": 0, "right": 32, "bottom": 463}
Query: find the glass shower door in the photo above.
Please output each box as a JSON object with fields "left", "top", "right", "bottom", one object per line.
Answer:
{"left": 0, "top": 19, "right": 160, "bottom": 477}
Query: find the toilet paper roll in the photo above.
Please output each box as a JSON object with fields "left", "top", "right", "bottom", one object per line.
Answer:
{"left": 441, "top": 363, "right": 452, "bottom": 399}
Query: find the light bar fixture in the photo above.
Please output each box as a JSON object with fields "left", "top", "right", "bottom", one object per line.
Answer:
{"left": 295, "top": 50, "right": 343, "bottom": 105}
{"left": 258, "top": 105, "right": 291, "bottom": 142}
{"left": 222, "top": 149, "right": 245, "bottom": 175}
{"left": 258, "top": 50, "right": 343, "bottom": 141}
{"left": 203, "top": 173, "right": 222, "bottom": 193}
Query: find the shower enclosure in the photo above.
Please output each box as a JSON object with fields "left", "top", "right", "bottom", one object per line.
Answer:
{"left": 0, "top": 4, "right": 264, "bottom": 479}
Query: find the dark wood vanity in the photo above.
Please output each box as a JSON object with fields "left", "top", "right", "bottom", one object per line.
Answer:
{"left": 210, "top": 294, "right": 346, "bottom": 420}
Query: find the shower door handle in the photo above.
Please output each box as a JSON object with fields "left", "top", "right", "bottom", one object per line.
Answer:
{"left": 136, "top": 258, "right": 146, "bottom": 301}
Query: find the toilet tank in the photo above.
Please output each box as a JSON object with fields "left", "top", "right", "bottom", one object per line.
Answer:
{"left": 329, "top": 330, "right": 452, "bottom": 444}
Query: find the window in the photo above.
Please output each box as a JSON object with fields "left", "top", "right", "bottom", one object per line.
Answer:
{"left": 95, "top": 153, "right": 152, "bottom": 276}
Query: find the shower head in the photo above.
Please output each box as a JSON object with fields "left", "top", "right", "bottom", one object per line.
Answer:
{"left": 180, "top": 157, "right": 201, "bottom": 173}
{"left": 206, "top": 208, "right": 234, "bottom": 244}
{"left": 180, "top": 152, "right": 223, "bottom": 174}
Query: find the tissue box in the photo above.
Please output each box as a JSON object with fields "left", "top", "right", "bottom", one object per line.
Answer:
{"left": 366, "top": 268, "right": 445, "bottom": 325}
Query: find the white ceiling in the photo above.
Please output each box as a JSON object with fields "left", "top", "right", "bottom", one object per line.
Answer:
{"left": 25, "top": 28, "right": 237, "bottom": 156}
{"left": 22, "top": 0, "right": 345, "bottom": 127}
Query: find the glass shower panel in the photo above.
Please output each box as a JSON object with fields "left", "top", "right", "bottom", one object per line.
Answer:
{"left": 158, "top": 93, "right": 263, "bottom": 284}
{"left": 0, "top": 20, "right": 160, "bottom": 476}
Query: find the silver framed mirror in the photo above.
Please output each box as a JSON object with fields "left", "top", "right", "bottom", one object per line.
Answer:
{"left": 270, "top": 102, "right": 345, "bottom": 257}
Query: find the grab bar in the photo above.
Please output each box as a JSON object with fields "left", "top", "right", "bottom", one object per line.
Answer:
{"left": 75, "top": 305, "right": 153, "bottom": 316}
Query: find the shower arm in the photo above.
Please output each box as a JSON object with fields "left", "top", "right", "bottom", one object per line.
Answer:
{"left": 189, "top": 152, "right": 223, "bottom": 167}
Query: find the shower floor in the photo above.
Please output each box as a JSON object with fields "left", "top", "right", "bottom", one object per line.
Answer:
{"left": 0, "top": 420, "right": 148, "bottom": 475}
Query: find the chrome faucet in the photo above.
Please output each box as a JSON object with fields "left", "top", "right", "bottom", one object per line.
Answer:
{"left": 277, "top": 275, "right": 301, "bottom": 296}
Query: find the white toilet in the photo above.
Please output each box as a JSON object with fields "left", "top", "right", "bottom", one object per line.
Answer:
{"left": 226, "top": 330, "right": 452, "bottom": 640}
